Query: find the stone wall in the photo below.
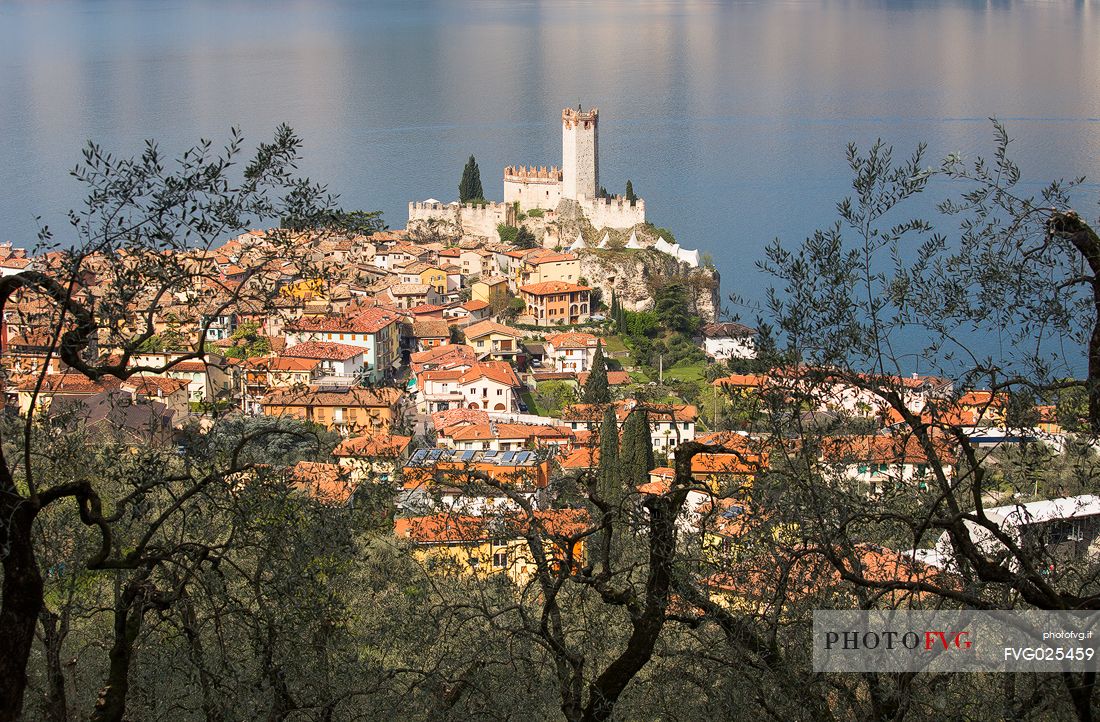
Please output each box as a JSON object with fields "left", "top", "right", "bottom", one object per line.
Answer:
{"left": 503, "top": 166, "right": 563, "bottom": 211}
{"left": 578, "top": 194, "right": 646, "bottom": 230}
{"left": 408, "top": 201, "right": 515, "bottom": 240}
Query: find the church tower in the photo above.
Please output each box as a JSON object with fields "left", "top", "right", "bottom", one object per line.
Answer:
{"left": 561, "top": 106, "right": 598, "bottom": 200}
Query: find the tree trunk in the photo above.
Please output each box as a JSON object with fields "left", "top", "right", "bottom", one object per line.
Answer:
{"left": 0, "top": 495, "right": 43, "bottom": 722}
{"left": 90, "top": 578, "right": 147, "bottom": 722}
{"left": 180, "top": 594, "right": 222, "bottom": 722}
{"left": 39, "top": 608, "right": 69, "bottom": 722}
{"left": 1065, "top": 672, "right": 1096, "bottom": 722}
{"left": 1049, "top": 211, "right": 1100, "bottom": 432}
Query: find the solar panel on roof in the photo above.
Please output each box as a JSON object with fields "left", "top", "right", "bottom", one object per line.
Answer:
{"left": 411, "top": 449, "right": 428, "bottom": 462}
{"left": 482, "top": 450, "right": 498, "bottom": 458}
{"left": 460, "top": 450, "right": 476, "bottom": 461}
{"left": 500, "top": 451, "right": 516, "bottom": 464}
{"left": 516, "top": 451, "right": 531, "bottom": 465}
{"left": 427, "top": 449, "right": 443, "bottom": 461}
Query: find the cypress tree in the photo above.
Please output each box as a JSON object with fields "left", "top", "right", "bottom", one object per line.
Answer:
{"left": 459, "top": 155, "right": 484, "bottom": 202}
{"left": 597, "top": 404, "right": 620, "bottom": 503}
{"left": 582, "top": 340, "right": 610, "bottom": 404}
{"left": 625, "top": 180, "right": 637, "bottom": 205}
{"left": 620, "top": 408, "right": 655, "bottom": 486}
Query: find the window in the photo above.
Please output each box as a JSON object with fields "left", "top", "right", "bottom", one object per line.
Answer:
{"left": 492, "top": 549, "right": 508, "bottom": 568}
{"left": 497, "top": 389, "right": 503, "bottom": 395}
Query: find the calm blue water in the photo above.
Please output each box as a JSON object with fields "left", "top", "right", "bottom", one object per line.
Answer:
{"left": 2, "top": 0, "right": 1098, "bottom": 323}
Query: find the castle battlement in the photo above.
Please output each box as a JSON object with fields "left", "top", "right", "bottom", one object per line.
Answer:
{"left": 583, "top": 194, "right": 646, "bottom": 212}
{"left": 408, "top": 201, "right": 515, "bottom": 240}
{"left": 504, "top": 165, "right": 563, "bottom": 182}
{"left": 409, "top": 201, "right": 512, "bottom": 214}
{"left": 562, "top": 106, "right": 598, "bottom": 129}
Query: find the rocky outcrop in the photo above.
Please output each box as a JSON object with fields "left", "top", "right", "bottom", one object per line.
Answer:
{"left": 515, "top": 199, "right": 721, "bottom": 322}
{"left": 576, "top": 248, "right": 720, "bottom": 322}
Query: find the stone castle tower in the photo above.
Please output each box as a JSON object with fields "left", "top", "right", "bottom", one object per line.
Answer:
{"left": 561, "top": 106, "right": 598, "bottom": 200}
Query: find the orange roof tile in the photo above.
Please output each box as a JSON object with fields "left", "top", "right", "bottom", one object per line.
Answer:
{"left": 464, "top": 320, "right": 525, "bottom": 340}
{"left": 289, "top": 461, "right": 353, "bottom": 504}
{"left": 333, "top": 434, "right": 412, "bottom": 458}
{"left": 282, "top": 341, "right": 365, "bottom": 361}
{"left": 519, "top": 281, "right": 591, "bottom": 295}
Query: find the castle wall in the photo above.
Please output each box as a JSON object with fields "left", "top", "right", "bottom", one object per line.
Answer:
{"left": 562, "top": 108, "right": 598, "bottom": 200}
{"left": 503, "top": 176, "right": 562, "bottom": 211}
{"left": 408, "top": 201, "right": 516, "bottom": 239}
{"left": 578, "top": 195, "right": 646, "bottom": 230}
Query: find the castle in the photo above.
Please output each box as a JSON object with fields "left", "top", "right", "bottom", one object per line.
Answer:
{"left": 504, "top": 106, "right": 645, "bottom": 229}
{"left": 409, "top": 106, "right": 645, "bottom": 237}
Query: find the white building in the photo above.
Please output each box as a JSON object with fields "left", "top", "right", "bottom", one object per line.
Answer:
{"left": 502, "top": 107, "right": 645, "bottom": 230}
{"left": 544, "top": 331, "right": 600, "bottom": 373}
{"left": 921, "top": 495, "right": 1100, "bottom": 571}
{"left": 700, "top": 322, "right": 757, "bottom": 361}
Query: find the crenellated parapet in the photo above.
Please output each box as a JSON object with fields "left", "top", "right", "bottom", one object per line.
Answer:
{"left": 408, "top": 201, "right": 516, "bottom": 239}
{"left": 504, "top": 165, "right": 563, "bottom": 182}
{"left": 562, "top": 106, "right": 598, "bottom": 129}
{"left": 576, "top": 194, "right": 646, "bottom": 230}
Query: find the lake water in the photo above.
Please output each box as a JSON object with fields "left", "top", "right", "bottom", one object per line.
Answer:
{"left": 2, "top": 0, "right": 1098, "bottom": 319}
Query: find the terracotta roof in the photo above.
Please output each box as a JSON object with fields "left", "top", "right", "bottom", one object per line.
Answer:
{"left": 820, "top": 434, "right": 956, "bottom": 466}
{"left": 577, "top": 370, "right": 631, "bottom": 386}
{"left": 262, "top": 385, "right": 403, "bottom": 408}
{"left": 412, "top": 319, "right": 451, "bottom": 339}
{"left": 691, "top": 452, "right": 765, "bottom": 476}
{"left": 282, "top": 341, "right": 365, "bottom": 361}
{"left": 704, "top": 544, "right": 943, "bottom": 607}
{"left": 121, "top": 376, "right": 190, "bottom": 397}
{"left": 519, "top": 281, "right": 591, "bottom": 295}
{"left": 15, "top": 372, "right": 121, "bottom": 394}
{"left": 395, "top": 508, "right": 590, "bottom": 544}
{"left": 461, "top": 299, "right": 490, "bottom": 311}
{"left": 394, "top": 514, "right": 490, "bottom": 544}
{"left": 166, "top": 361, "right": 208, "bottom": 373}
{"left": 411, "top": 344, "right": 476, "bottom": 371}
{"left": 430, "top": 407, "right": 491, "bottom": 430}
{"left": 546, "top": 331, "right": 599, "bottom": 349}
{"left": 464, "top": 320, "right": 524, "bottom": 340}
{"left": 445, "top": 423, "right": 571, "bottom": 442}
{"left": 289, "top": 461, "right": 353, "bottom": 504}
{"left": 713, "top": 374, "right": 769, "bottom": 389}
{"left": 408, "top": 303, "right": 446, "bottom": 314}
{"left": 562, "top": 400, "right": 697, "bottom": 423}
{"left": 287, "top": 307, "right": 401, "bottom": 334}
{"left": 558, "top": 447, "right": 600, "bottom": 471}
{"left": 458, "top": 361, "right": 522, "bottom": 388}
{"left": 244, "top": 356, "right": 320, "bottom": 372}
{"left": 388, "top": 283, "right": 432, "bottom": 296}
{"left": 333, "top": 434, "right": 412, "bottom": 458}
{"left": 525, "top": 252, "right": 578, "bottom": 265}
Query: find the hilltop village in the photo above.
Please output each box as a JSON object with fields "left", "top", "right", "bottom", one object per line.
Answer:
{"left": 1, "top": 108, "right": 1092, "bottom": 598}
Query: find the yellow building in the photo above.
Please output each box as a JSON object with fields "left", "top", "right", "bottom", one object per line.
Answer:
{"left": 260, "top": 385, "right": 403, "bottom": 435}
{"left": 280, "top": 277, "right": 325, "bottom": 301}
{"left": 517, "top": 251, "right": 581, "bottom": 287}
{"left": 419, "top": 266, "right": 449, "bottom": 295}
{"left": 471, "top": 275, "right": 510, "bottom": 306}
{"left": 463, "top": 320, "right": 525, "bottom": 362}
{"left": 394, "top": 509, "right": 589, "bottom": 585}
